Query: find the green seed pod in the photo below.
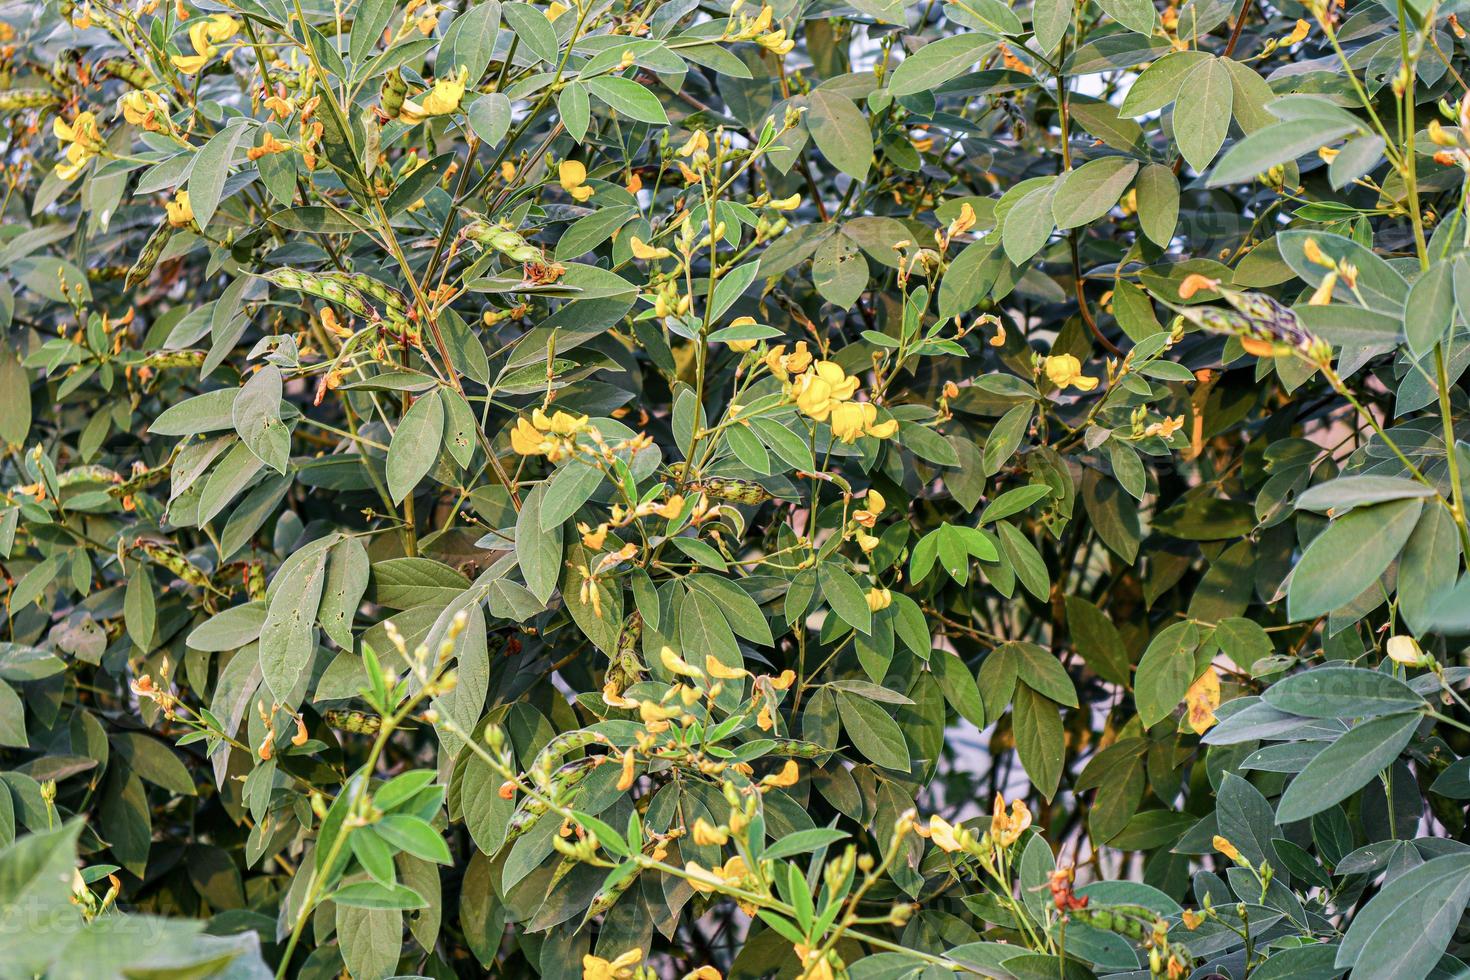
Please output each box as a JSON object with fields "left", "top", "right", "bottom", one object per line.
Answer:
{"left": 586, "top": 865, "right": 641, "bottom": 917}
{"left": 691, "top": 477, "right": 773, "bottom": 505}
{"left": 109, "top": 464, "right": 170, "bottom": 498}
{"left": 58, "top": 465, "right": 121, "bottom": 488}
{"left": 97, "top": 58, "right": 154, "bottom": 89}
{"left": 126, "top": 221, "right": 174, "bottom": 289}
{"left": 341, "top": 272, "right": 408, "bottom": 317}
{"left": 379, "top": 69, "right": 407, "bottom": 118}
{"left": 769, "top": 738, "right": 827, "bottom": 759}
{"left": 324, "top": 709, "right": 382, "bottom": 735}
{"left": 505, "top": 757, "right": 599, "bottom": 844}
{"left": 0, "top": 88, "right": 60, "bottom": 112}
{"left": 138, "top": 350, "right": 207, "bottom": 370}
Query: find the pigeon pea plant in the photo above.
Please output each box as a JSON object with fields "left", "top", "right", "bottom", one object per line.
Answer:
{"left": 6, "top": 0, "right": 1470, "bottom": 976}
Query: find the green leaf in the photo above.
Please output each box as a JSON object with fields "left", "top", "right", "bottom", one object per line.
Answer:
{"left": 1276, "top": 713, "right": 1420, "bottom": 823}
{"left": 1337, "top": 854, "right": 1470, "bottom": 979}
{"left": 587, "top": 76, "right": 669, "bottom": 125}
{"left": 232, "top": 364, "right": 290, "bottom": 474}
{"left": 1013, "top": 683, "right": 1065, "bottom": 801}
{"left": 888, "top": 34, "right": 995, "bottom": 96}
{"left": 807, "top": 90, "right": 873, "bottom": 180}
{"left": 386, "top": 392, "right": 445, "bottom": 504}
{"left": 517, "top": 482, "right": 564, "bottom": 605}
{"left": 1286, "top": 498, "right": 1422, "bottom": 621}
{"left": 835, "top": 691, "right": 910, "bottom": 771}
{"left": 438, "top": 1, "right": 501, "bottom": 89}
{"left": 1208, "top": 116, "right": 1356, "bottom": 186}
{"left": 1133, "top": 621, "right": 1200, "bottom": 728}
{"left": 1134, "top": 162, "right": 1179, "bottom": 245}
{"left": 123, "top": 563, "right": 156, "bottom": 650}
{"left": 258, "top": 545, "right": 330, "bottom": 708}
{"left": 1063, "top": 596, "right": 1130, "bottom": 686}
{"left": 1405, "top": 260, "right": 1455, "bottom": 356}
{"left": 1052, "top": 157, "right": 1139, "bottom": 229}
{"left": 1174, "top": 57, "right": 1233, "bottom": 173}
{"left": 1262, "top": 667, "right": 1425, "bottom": 719}
{"left": 819, "top": 562, "right": 872, "bottom": 635}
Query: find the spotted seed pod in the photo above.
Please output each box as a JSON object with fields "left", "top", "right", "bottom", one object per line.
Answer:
{"left": 691, "top": 477, "right": 773, "bottom": 505}
{"left": 134, "top": 539, "right": 214, "bottom": 591}
{"left": 244, "top": 561, "right": 266, "bottom": 601}
{"left": 339, "top": 272, "right": 408, "bottom": 319}
{"left": 768, "top": 738, "right": 829, "bottom": 759}
{"left": 0, "top": 88, "right": 60, "bottom": 112}
{"left": 109, "top": 464, "right": 170, "bottom": 498}
{"left": 261, "top": 268, "right": 371, "bottom": 317}
{"left": 58, "top": 465, "right": 121, "bottom": 488}
{"left": 125, "top": 221, "right": 175, "bottom": 289}
{"left": 607, "top": 612, "right": 645, "bottom": 690}
{"left": 505, "top": 757, "right": 598, "bottom": 844}
{"left": 88, "top": 264, "right": 133, "bottom": 281}
{"left": 97, "top": 58, "right": 154, "bottom": 89}
{"left": 139, "top": 350, "right": 207, "bottom": 370}
{"left": 324, "top": 709, "right": 382, "bottom": 735}
{"left": 586, "top": 864, "right": 641, "bottom": 918}
{"left": 530, "top": 729, "right": 606, "bottom": 785}
{"left": 379, "top": 69, "right": 407, "bottom": 118}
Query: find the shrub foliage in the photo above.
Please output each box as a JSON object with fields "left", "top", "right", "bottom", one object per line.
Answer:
{"left": 4, "top": 0, "right": 1470, "bottom": 976}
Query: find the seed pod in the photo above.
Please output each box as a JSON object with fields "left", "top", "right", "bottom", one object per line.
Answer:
{"left": 138, "top": 350, "right": 207, "bottom": 370}
{"left": 0, "top": 88, "right": 60, "bottom": 112}
{"left": 530, "top": 730, "right": 606, "bottom": 786}
{"left": 504, "top": 757, "right": 598, "bottom": 844}
{"left": 58, "top": 465, "right": 121, "bottom": 488}
{"left": 262, "top": 268, "right": 372, "bottom": 317}
{"left": 769, "top": 738, "right": 828, "bottom": 759}
{"left": 324, "top": 709, "right": 382, "bottom": 735}
{"left": 125, "top": 221, "right": 175, "bottom": 289}
{"left": 97, "top": 58, "right": 154, "bottom": 89}
{"left": 109, "top": 464, "right": 170, "bottom": 498}
{"left": 340, "top": 272, "right": 408, "bottom": 318}
{"left": 586, "top": 865, "right": 641, "bottom": 918}
{"left": 135, "top": 539, "right": 214, "bottom": 591}
{"left": 379, "top": 69, "right": 407, "bottom": 118}
{"left": 691, "top": 477, "right": 773, "bottom": 505}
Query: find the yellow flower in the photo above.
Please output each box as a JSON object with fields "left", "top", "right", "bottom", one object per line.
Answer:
{"left": 691, "top": 818, "right": 729, "bottom": 846}
{"left": 1213, "top": 835, "right": 1244, "bottom": 863}
{"left": 1043, "top": 353, "right": 1098, "bottom": 392}
{"left": 534, "top": 408, "right": 588, "bottom": 435}
{"left": 660, "top": 645, "right": 704, "bottom": 679}
{"left": 990, "top": 794, "right": 1032, "bottom": 847}
{"left": 768, "top": 193, "right": 800, "bottom": 210}
{"left": 684, "top": 968, "right": 722, "bottom": 980}
{"left": 1184, "top": 668, "right": 1220, "bottom": 735}
{"left": 761, "top": 760, "right": 800, "bottom": 788}
{"left": 764, "top": 341, "right": 812, "bottom": 381}
{"left": 559, "top": 159, "right": 594, "bottom": 202}
{"left": 829, "top": 400, "right": 898, "bottom": 443}
{"left": 165, "top": 190, "right": 194, "bottom": 228}
{"left": 865, "top": 587, "right": 892, "bottom": 612}
{"left": 704, "top": 656, "right": 748, "bottom": 680}
{"left": 686, "top": 856, "right": 753, "bottom": 899}
{"left": 1181, "top": 909, "right": 1204, "bottom": 930}
{"left": 1144, "top": 414, "right": 1185, "bottom": 439}
{"left": 792, "top": 361, "right": 860, "bottom": 422}
{"left": 53, "top": 112, "right": 105, "bottom": 180}
{"left": 121, "top": 90, "right": 168, "bottom": 131}
{"left": 926, "top": 815, "right": 965, "bottom": 853}
{"left": 1281, "top": 18, "right": 1310, "bottom": 44}
{"left": 247, "top": 131, "right": 290, "bottom": 161}
{"left": 724, "top": 316, "right": 761, "bottom": 352}
{"left": 677, "top": 130, "right": 710, "bottom": 158}
{"left": 1387, "top": 634, "right": 1428, "bottom": 666}
{"left": 630, "top": 236, "right": 672, "bottom": 260}
{"left": 583, "top": 948, "right": 642, "bottom": 980}
{"left": 510, "top": 417, "right": 553, "bottom": 456}
{"left": 172, "top": 13, "right": 239, "bottom": 74}
{"left": 421, "top": 67, "right": 468, "bottom": 115}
